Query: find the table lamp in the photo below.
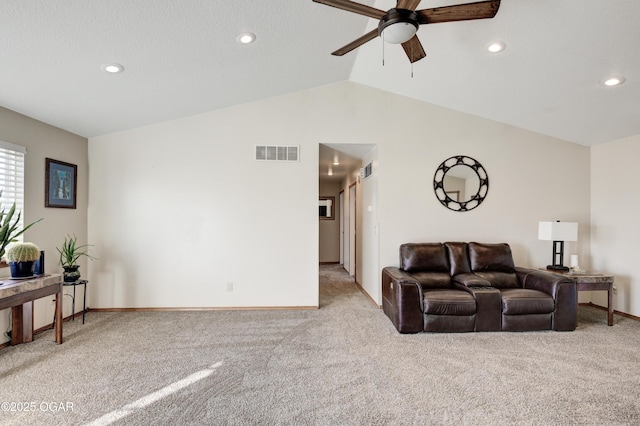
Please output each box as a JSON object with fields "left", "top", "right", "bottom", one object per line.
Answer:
{"left": 538, "top": 221, "right": 578, "bottom": 271}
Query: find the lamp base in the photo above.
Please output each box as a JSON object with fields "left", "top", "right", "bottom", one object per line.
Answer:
{"left": 546, "top": 265, "right": 570, "bottom": 272}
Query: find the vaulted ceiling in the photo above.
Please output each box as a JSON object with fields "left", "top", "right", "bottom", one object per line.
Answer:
{"left": 1, "top": 1, "right": 638, "bottom": 146}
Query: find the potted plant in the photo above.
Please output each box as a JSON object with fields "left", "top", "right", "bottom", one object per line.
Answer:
{"left": 6, "top": 242, "right": 40, "bottom": 278}
{"left": 57, "top": 235, "right": 96, "bottom": 282}
{"left": 0, "top": 190, "right": 43, "bottom": 262}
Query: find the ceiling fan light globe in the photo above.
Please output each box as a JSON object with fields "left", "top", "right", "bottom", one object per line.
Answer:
{"left": 378, "top": 8, "right": 420, "bottom": 44}
{"left": 381, "top": 22, "right": 417, "bottom": 44}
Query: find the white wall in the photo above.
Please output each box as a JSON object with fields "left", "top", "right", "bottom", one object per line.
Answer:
{"left": 0, "top": 106, "right": 88, "bottom": 343}
{"left": 88, "top": 103, "right": 320, "bottom": 309}
{"left": 88, "top": 82, "right": 591, "bottom": 309}
{"left": 359, "top": 147, "right": 379, "bottom": 303}
{"left": 591, "top": 135, "right": 640, "bottom": 316}
{"left": 377, "top": 98, "right": 591, "bottom": 280}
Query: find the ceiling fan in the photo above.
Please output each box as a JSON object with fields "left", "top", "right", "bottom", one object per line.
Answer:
{"left": 313, "top": 0, "right": 501, "bottom": 63}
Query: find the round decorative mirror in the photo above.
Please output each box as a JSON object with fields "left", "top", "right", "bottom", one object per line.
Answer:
{"left": 433, "top": 155, "right": 489, "bottom": 212}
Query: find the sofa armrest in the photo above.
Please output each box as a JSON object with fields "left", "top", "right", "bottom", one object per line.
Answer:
{"left": 452, "top": 282, "right": 502, "bottom": 332}
{"left": 517, "top": 267, "right": 567, "bottom": 296}
{"left": 453, "top": 273, "right": 492, "bottom": 288}
{"left": 382, "top": 267, "right": 424, "bottom": 333}
{"left": 517, "top": 267, "right": 576, "bottom": 331}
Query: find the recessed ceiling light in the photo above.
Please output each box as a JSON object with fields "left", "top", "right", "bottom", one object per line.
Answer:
{"left": 602, "top": 76, "right": 625, "bottom": 87}
{"left": 236, "top": 32, "right": 256, "bottom": 44}
{"left": 100, "top": 63, "right": 124, "bottom": 74}
{"left": 487, "top": 41, "right": 506, "bottom": 53}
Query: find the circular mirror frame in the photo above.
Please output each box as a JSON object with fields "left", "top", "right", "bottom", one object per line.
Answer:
{"left": 433, "top": 155, "right": 489, "bottom": 212}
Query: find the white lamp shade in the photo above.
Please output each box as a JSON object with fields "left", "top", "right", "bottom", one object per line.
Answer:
{"left": 381, "top": 22, "right": 417, "bottom": 44}
{"left": 538, "top": 221, "right": 578, "bottom": 242}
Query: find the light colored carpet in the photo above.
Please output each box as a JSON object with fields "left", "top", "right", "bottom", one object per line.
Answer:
{"left": 0, "top": 264, "right": 638, "bottom": 425}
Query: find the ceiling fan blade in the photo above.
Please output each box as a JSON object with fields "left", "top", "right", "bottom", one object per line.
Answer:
{"left": 313, "top": 0, "right": 386, "bottom": 20}
{"left": 332, "top": 28, "right": 379, "bottom": 56}
{"left": 397, "top": 0, "right": 422, "bottom": 11}
{"left": 401, "top": 35, "right": 426, "bottom": 63}
{"left": 417, "top": 0, "right": 500, "bottom": 24}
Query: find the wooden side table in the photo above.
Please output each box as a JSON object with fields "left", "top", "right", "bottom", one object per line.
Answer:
{"left": 546, "top": 271, "right": 615, "bottom": 326}
{"left": 0, "top": 274, "right": 63, "bottom": 345}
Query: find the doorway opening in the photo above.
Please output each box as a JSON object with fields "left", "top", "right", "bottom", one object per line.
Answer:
{"left": 318, "top": 143, "right": 377, "bottom": 289}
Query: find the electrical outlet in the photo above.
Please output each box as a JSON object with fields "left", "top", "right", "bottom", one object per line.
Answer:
{"left": 226, "top": 282, "right": 234, "bottom": 292}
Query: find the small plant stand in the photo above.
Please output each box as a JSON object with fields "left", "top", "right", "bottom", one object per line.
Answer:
{"left": 52, "top": 279, "right": 88, "bottom": 326}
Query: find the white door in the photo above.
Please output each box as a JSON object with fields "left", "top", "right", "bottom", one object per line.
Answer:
{"left": 339, "top": 190, "right": 345, "bottom": 266}
{"left": 343, "top": 191, "right": 350, "bottom": 273}
{"left": 349, "top": 183, "right": 356, "bottom": 278}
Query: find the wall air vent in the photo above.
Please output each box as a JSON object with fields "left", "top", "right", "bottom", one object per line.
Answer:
{"left": 255, "top": 145, "right": 300, "bottom": 162}
{"left": 364, "top": 162, "right": 372, "bottom": 178}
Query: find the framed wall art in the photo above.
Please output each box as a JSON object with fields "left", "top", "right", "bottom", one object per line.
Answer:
{"left": 319, "top": 196, "right": 335, "bottom": 220}
{"left": 45, "top": 158, "right": 77, "bottom": 209}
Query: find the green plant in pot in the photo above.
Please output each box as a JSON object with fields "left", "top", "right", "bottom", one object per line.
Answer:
{"left": 6, "top": 242, "right": 40, "bottom": 278}
{"left": 0, "top": 190, "right": 43, "bottom": 262}
{"left": 57, "top": 235, "right": 96, "bottom": 282}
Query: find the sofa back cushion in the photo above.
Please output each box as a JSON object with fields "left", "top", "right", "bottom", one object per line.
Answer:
{"left": 468, "top": 242, "right": 519, "bottom": 289}
{"left": 444, "top": 242, "right": 471, "bottom": 276}
{"left": 400, "top": 243, "right": 449, "bottom": 273}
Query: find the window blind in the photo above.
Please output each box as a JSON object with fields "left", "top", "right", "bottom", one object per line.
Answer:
{"left": 0, "top": 141, "right": 27, "bottom": 239}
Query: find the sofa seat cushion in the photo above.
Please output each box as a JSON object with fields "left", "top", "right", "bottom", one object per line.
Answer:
{"left": 411, "top": 272, "right": 451, "bottom": 289}
{"left": 423, "top": 289, "right": 476, "bottom": 316}
{"left": 501, "top": 289, "right": 554, "bottom": 315}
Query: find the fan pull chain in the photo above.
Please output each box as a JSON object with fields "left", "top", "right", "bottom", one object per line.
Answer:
{"left": 382, "top": 33, "right": 385, "bottom": 66}
{"left": 410, "top": 43, "right": 414, "bottom": 78}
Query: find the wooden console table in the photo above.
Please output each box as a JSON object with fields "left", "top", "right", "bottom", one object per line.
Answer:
{"left": 546, "top": 271, "right": 615, "bottom": 326}
{"left": 0, "top": 274, "right": 63, "bottom": 345}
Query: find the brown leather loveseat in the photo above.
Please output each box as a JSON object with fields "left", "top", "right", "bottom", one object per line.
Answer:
{"left": 382, "top": 242, "right": 576, "bottom": 333}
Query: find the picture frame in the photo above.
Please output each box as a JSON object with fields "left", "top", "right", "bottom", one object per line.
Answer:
{"left": 319, "top": 196, "right": 335, "bottom": 220}
{"left": 45, "top": 158, "right": 77, "bottom": 209}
